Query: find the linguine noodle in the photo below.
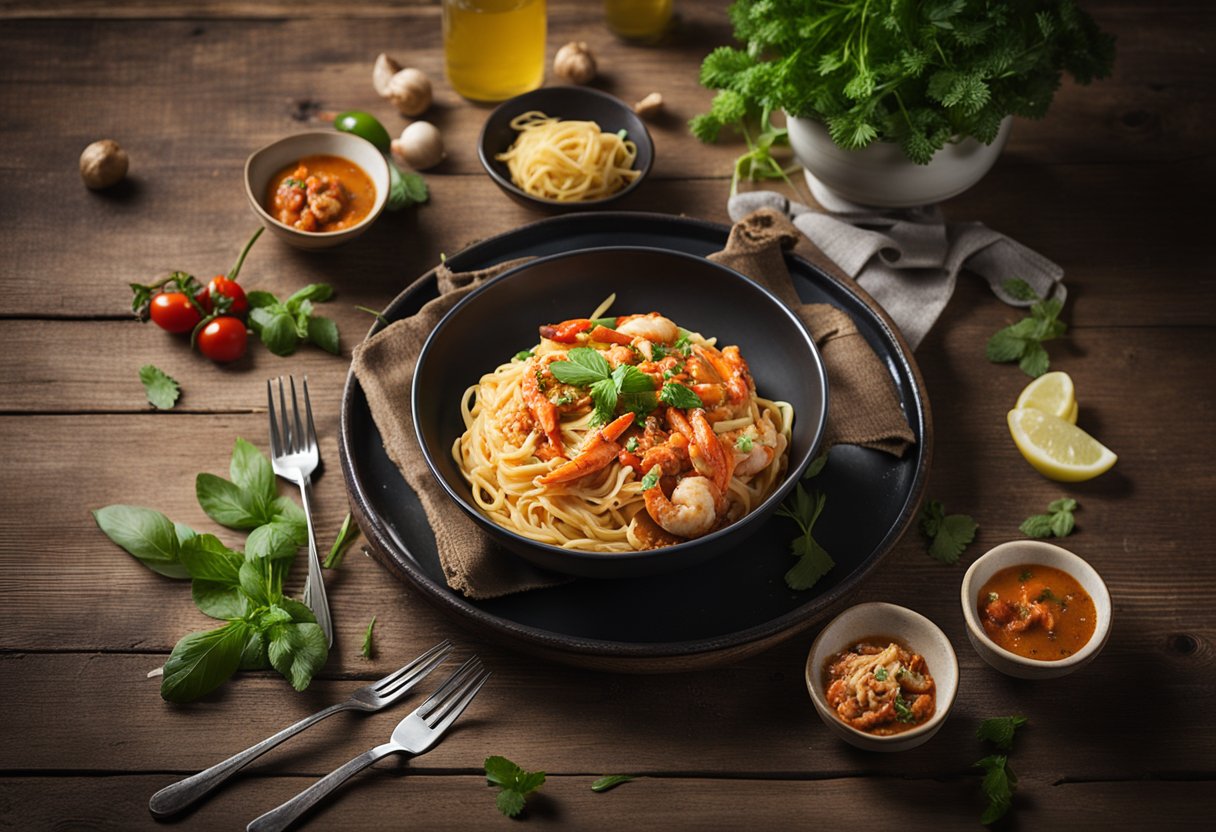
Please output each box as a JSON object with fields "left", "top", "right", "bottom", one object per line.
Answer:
{"left": 495, "top": 111, "right": 640, "bottom": 202}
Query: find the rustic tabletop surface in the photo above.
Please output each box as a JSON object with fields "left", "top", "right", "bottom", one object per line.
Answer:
{"left": 1, "top": 1, "right": 1213, "bottom": 829}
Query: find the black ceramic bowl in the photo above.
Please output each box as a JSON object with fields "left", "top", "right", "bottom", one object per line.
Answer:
{"left": 413, "top": 247, "right": 828, "bottom": 579}
{"left": 478, "top": 86, "right": 654, "bottom": 210}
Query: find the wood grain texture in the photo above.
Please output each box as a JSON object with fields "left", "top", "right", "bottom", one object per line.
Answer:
{"left": 1, "top": 1, "right": 1213, "bottom": 829}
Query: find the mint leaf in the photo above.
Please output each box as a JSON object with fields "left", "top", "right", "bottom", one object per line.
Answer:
{"left": 658, "top": 381, "right": 704, "bottom": 410}
{"left": 267, "top": 620, "right": 328, "bottom": 691}
{"left": 161, "top": 621, "right": 249, "bottom": 703}
{"left": 1018, "top": 513, "right": 1054, "bottom": 538}
{"left": 306, "top": 315, "right": 340, "bottom": 355}
{"left": 591, "top": 774, "right": 634, "bottom": 792}
{"left": 486, "top": 755, "right": 546, "bottom": 818}
{"left": 589, "top": 377, "right": 618, "bottom": 426}
{"left": 93, "top": 505, "right": 189, "bottom": 579}
{"left": 977, "top": 716, "right": 1027, "bottom": 752}
{"left": 139, "top": 364, "right": 180, "bottom": 410}
{"left": 1002, "top": 278, "right": 1039, "bottom": 301}
{"left": 361, "top": 615, "right": 377, "bottom": 659}
{"left": 1020, "top": 498, "right": 1077, "bottom": 539}
{"left": 975, "top": 754, "right": 1017, "bottom": 825}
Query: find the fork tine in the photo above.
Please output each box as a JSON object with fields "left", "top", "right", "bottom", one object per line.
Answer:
{"left": 266, "top": 380, "right": 282, "bottom": 457}
{"left": 289, "top": 376, "right": 305, "bottom": 454}
{"left": 302, "top": 375, "right": 319, "bottom": 453}
{"left": 416, "top": 656, "right": 482, "bottom": 719}
{"left": 374, "top": 640, "right": 453, "bottom": 698}
{"left": 423, "top": 668, "right": 490, "bottom": 735}
{"left": 277, "top": 377, "right": 293, "bottom": 453}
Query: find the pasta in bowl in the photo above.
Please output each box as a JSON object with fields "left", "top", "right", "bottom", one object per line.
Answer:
{"left": 413, "top": 247, "right": 828, "bottom": 578}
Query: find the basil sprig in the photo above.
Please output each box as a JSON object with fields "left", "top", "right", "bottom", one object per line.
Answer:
{"left": 247, "top": 284, "right": 340, "bottom": 357}
{"left": 93, "top": 438, "right": 326, "bottom": 702}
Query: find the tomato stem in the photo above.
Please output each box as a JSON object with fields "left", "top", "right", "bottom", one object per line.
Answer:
{"left": 227, "top": 227, "right": 265, "bottom": 282}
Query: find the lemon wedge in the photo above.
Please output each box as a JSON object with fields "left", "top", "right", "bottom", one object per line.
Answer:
{"left": 1007, "top": 407, "right": 1117, "bottom": 481}
{"left": 1015, "top": 371, "right": 1077, "bottom": 423}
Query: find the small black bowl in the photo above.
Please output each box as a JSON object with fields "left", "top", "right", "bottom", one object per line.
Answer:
{"left": 478, "top": 86, "right": 655, "bottom": 210}
{"left": 412, "top": 247, "right": 829, "bottom": 579}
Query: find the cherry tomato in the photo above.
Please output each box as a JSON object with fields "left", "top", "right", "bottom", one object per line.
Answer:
{"left": 199, "top": 275, "right": 249, "bottom": 316}
{"left": 149, "top": 292, "right": 203, "bottom": 334}
{"left": 196, "top": 316, "right": 248, "bottom": 363}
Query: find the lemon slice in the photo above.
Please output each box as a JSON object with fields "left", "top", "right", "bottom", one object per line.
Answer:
{"left": 1015, "top": 371, "right": 1077, "bottom": 423}
{"left": 1007, "top": 407, "right": 1117, "bottom": 481}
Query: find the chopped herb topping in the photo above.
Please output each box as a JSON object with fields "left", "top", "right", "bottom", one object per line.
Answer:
{"left": 894, "top": 696, "right": 917, "bottom": 723}
{"left": 735, "top": 434, "right": 754, "bottom": 452}
{"left": 624, "top": 436, "right": 639, "bottom": 453}
{"left": 640, "top": 468, "right": 660, "bottom": 490}
{"left": 1019, "top": 569, "right": 1033, "bottom": 581}
{"left": 514, "top": 350, "right": 534, "bottom": 361}
{"left": 658, "top": 381, "right": 703, "bottom": 410}
{"left": 873, "top": 666, "right": 888, "bottom": 682}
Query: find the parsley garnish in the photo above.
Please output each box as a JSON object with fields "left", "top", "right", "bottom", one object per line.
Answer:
{"left": 986, "top": 279, "right": 1068, "bottom": 378}
{"left": 485, "top": 756, "right": 545, "bottom": 818}
{"left": 549, "top": 348, "right": 656, "bottom": 425}
{"left": 774, "top": 483, "right": 834, "bottom": 590}
{"left": 658, "top": 381, "right": 703, "bottom": 410}
{"left": 591, "top": 774, "right": 634, "bottom": 793}
{"left": 640, "top": 468, "right": 660, "bottom": 491}
{"left": 671, "top": 331, "right": 692, "bottom": 356}
{"left": 139, "top": 364, "right": 181, "bottom": 411}
{"left": 735, "top": 434, "right": 754, "bottom": 452}
{"left": 624, "top": 436, "right": 639, "bottom": 453}
{"left": 893, "top": 695, "right": 917, "bottom": 723}
{"left": 873, "top": 666, "right": 888, "bottom": 682}
{"left": 513, "top": 350, "right": 534, "bottom": 361}
{"left": 1020, "top": 498, "right": 1077, "bottom": 539}
{"left": 919, "top": 499, "right": 978, "bottom": 564}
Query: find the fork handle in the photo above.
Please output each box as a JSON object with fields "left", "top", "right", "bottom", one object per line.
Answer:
{"left": 246, "top": 743, "right": 399, "bottom": 832}
{"left": 298, "top": 474, "right": 334, "bottom": 648}
{"left": 148, "top": 702, "right": 350, "bottom": 817}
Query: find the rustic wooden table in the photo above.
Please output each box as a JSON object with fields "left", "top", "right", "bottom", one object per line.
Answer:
{"left": 2, "top": 1, "right": 1213, "bottom": 829}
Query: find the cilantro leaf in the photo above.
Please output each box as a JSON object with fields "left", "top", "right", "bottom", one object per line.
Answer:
{"left": 485, "top": 756, "right": 545, "bottom": 818}
{"left": 361, "top": 615, "right": 376, "bottom": 659}
{"left": 975, "top": 754, "right": 1018, "bottom": 825}
{"left": 591, "top": 774, "right": 634, "bottom": 792}
{"left": 640, "top": 468, "right": 660, "bottom": 490}
{"left": 977, "top": 716, "right": 1028, "bottom": 752}
{"left": 919, "top": 499, "right": 977, "bottom": 564}
{"left": 140, "top": 364, "right": 181, "bottom": 410}
{"left": 1020, "top": 498, "right": 1077, "bottom": 539}
{"left": 549, "top": 347, "right": 611, "bottom": 386}
{"left": 658, "top": 381, "right": 704, "bottom": 410}
{"left": 775, "top": 483, "right": 835, "bottom": 590}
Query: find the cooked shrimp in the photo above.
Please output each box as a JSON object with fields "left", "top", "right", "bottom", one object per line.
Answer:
{"left": 643, "top": 472, "right": 720, "bottom": 539}
{"left": 695, "top": 344, "right": 753, "bottom": 405}
{"left": 305, "top": 174, "right": 347, "bottom": 223}
{"left": 686, "top": 408, "right": 735, "bottom": 494}
{"left": 616, "top": 313, "right": 679, "bottom": 344}
{"left": 537, "top": 412, "right": 635, "bottom": 485}
{"left": 730, "top": 415, "right": 779, "bottom": 477}
{"left": 639, "top": 431, "right": 689, "bottom": 477}
{"left": 522, "top": 356, "right": 564, "bottom": 457}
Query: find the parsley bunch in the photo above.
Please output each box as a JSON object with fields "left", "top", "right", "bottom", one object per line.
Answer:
{"left": 692, "top": 1, "right": 1115, "bottom": 166}
{"left": 93, "top": 439, "right": 327, "bottom": 702}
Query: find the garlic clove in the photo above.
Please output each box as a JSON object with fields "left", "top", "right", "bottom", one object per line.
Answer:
{"left": 373, "top": 53, "right": 403, "bottom": 98}
{"left": 392, "top": 121, "right": 445, "bottom": 170}
{"left": 554, "top": 41, "right": 597, "bottom": 85}
{"left": 634, "top": 92, "right": 664, "bottom": 119}
{"left": 387, "top": 68, "right": 433, "bottom": 117}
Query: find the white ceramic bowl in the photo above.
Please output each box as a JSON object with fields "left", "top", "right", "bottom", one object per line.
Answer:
{"left": 785, "top": 114, "right": 1012, "bottom": 208}
{"left": 961, "top": 540, "right": 1112, "bottom": 679}
{"left": 244, "top": 131, "right": 389, "bottom": 249}
{"left": 806, "top": 602, "right": 959, "bottom": 752}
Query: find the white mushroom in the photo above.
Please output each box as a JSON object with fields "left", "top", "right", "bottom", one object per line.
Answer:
{"left": 391, "top": 121, "right": 445, "bottom": 170}
{"left": 387, "top": 68, "right": 433, "bottom": 117}
{"left": 373, "top": 53, "right": 403, "bottom": 98}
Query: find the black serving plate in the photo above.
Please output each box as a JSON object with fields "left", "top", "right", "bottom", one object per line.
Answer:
{"left": 339, "top": 212, "right": 931, "bottom": 671}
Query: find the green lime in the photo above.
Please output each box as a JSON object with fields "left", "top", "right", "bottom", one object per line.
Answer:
{"left": 334, "top": 110, "right": 391, "bottom": 152}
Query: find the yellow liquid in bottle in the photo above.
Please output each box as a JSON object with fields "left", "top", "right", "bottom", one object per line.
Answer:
{"left": 604, "top": 0, "right": 673, "bottom": 42}
{"left": 443, "top": 0, "right": 547, "bottom": 102}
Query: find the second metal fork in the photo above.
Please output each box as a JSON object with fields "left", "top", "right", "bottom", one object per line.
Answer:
{"left": 268, "top": 375, "right": 333, "bottom": 647}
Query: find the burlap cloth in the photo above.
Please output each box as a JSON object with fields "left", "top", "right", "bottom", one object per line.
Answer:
{"left": 351, "top": 209, "right": 915, "bottom": 599}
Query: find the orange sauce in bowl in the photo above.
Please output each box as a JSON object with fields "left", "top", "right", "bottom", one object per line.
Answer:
{"left": 978, "top": 564, "right": 1096, "bottom": 660}
{"left": 264, "top": 154, "right": 375, "bottom": 233}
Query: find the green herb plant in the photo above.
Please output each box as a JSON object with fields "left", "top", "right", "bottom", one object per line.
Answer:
{"left": 246, "top": 284, "right": 341, "bottom": 356}
{"left": 140, "top": 364, "right": 181, "bottom": 410}
{"left": 1020, "top": 497, "right": 1077, "bottom": 538}
{"left": 975, "top": 715, "right": 1027, "bottom": 824}
{"left": 93, "top": 439, "right": 327, "bottom": 702}
{"left": 692, "top": 0, "right": 1115, "bottom": 179}
{"left": 919, "top": 499, "right": 978, "bottom": 564}
{"left": 987, "top": 278, "right": 1068, "bottom": 378}
{"left": 485, "top": 755, "right": 546, "bottom": 818}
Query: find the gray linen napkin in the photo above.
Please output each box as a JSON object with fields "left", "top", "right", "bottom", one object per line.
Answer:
{"left": 728, "top": 190, "right": 1066, "bottom": 350}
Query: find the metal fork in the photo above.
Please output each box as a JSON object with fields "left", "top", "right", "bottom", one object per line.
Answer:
{"left": 247, "top": 656, "right": 491, "bottom": 832}
{"left": 267, "top": 375, "right": 333, "bottom": 647}
{"left": 148, "top": 640, "right": 453, "bottom": 817}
